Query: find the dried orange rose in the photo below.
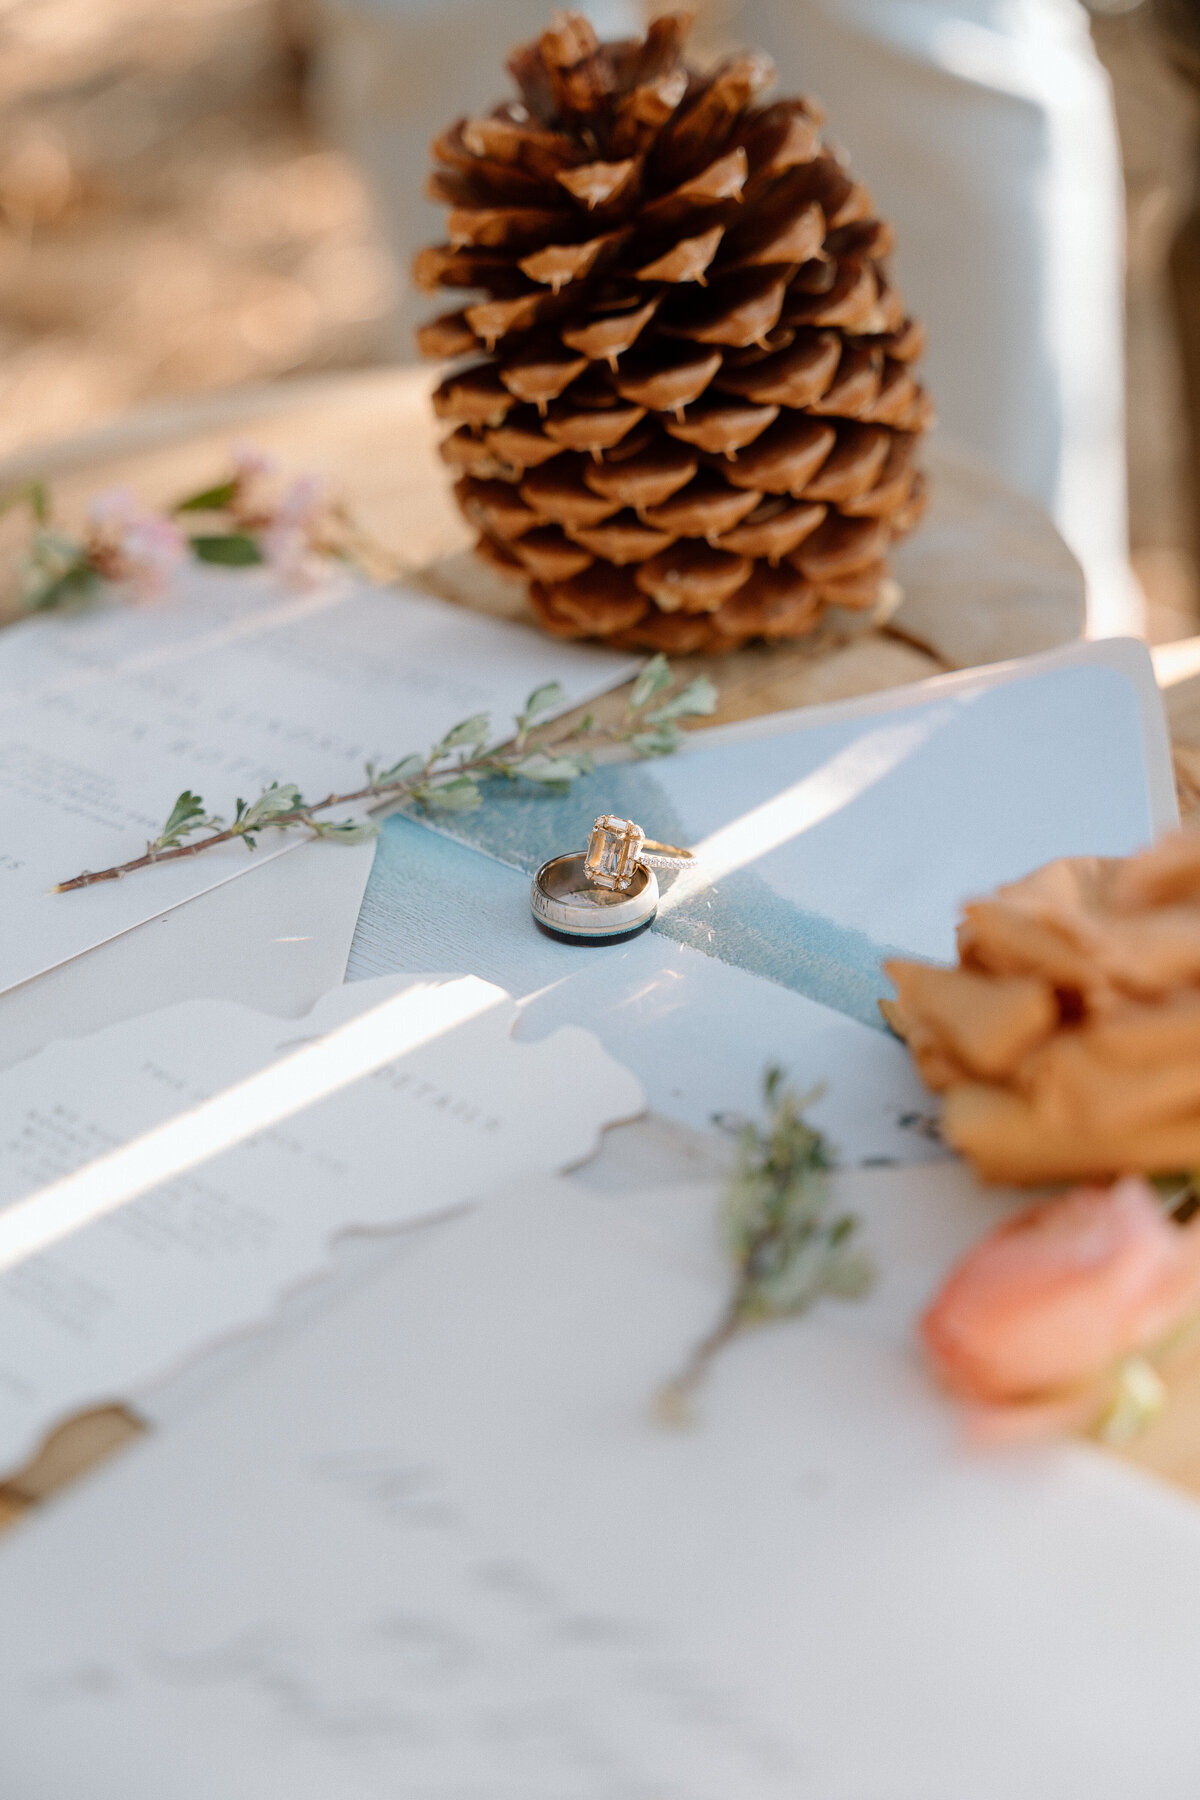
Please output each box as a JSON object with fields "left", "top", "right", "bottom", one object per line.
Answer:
{"left": 884, "top": 830, "right": 1200, "bottom": 1183}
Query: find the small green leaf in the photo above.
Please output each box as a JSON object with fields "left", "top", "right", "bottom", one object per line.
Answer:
{"left": 24, "top": 563, "right": 102, "bottom": 613}
{"left": 822, "top": 1249, "right": 875, "bottom": 1300}
{"left": 521, "top": 680, "right": 566, "bottom": 722}
{"left": 190, "top": 533, "right": 263, "bottom": 567}
{"left": 630, "top": 724, "right": 684, "bottom": 757}
{"left": 309, "top": 818, "right": 380, "bottom": 844}
{"left": 510, "top": 754, "right": 582, "bottom": 784}
{"left": 1097, "top": 1356, "right": 1166, "bottom": 1443}
{"left": 425, "top": 776, "right": 482, "bottom": 812}
{"left": 753, "top": 1237, "right": 835, "bottom": 1314}
{"left": 0, "top": 478, "right": 50, "bottom": 526}
{"left": 174, "top": 480, "right": 239, "bottom": 514}
{"left": 153, "top": 789, "right": 221, "bottom": 849}
{"left": 646, "top": 675, "right": 718, "bottom": 724}
{"left": 370, "top": 752, "right": 425, "bottom": 787}
{"left": 629, "top": 654, "right": 672, "bottom": 712}
{"left": 433, "top": 713, "right": 491, "bottom": 756}
{"left": 239, "top": 782, "right": 303, "bottom": 828}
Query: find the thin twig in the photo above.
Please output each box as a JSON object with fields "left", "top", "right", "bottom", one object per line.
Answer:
{"left": 52, "top": 732, "right": 580, "bottom": 892}
{"left": 654, "top": 1068, "right": 872, "bottom": 1425}
{"left": 654, "top": 1301, "right": 744, "bottom": 1425}
{"left": 54, "top": 780, "right": 399, "bottom": 891}
{"left": 51, "top": 660, "right": 714, "bottom": 893}
{"left": 880, "top": 620, "right": 954, "bottom": 669}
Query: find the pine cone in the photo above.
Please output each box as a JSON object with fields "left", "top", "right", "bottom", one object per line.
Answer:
{"left": 416, "top": 11, "right": 932, "bottom": 655}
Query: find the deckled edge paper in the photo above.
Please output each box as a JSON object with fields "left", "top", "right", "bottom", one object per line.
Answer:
{"left": 0, "top": 972, "right": 644, "bottom": 1476}
{"left": 2, "top": 1168, "right": 1200, "bottom": 1794}
{"left": 0, "top": 832, "right": 377, "bottom": 1075}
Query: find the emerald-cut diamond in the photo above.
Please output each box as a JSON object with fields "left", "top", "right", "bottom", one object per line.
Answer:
{"left": 584, "top": 814, "right": 646, "bottom": 890}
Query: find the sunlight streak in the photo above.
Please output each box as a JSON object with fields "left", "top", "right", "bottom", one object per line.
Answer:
{"left": 0, "top": 976, "right": 503, "bottom": 1273}
{"left": 1153, "top": 638, "right": 1200, "bottom": 688}
{"left": 656, "top": 711, "right": 950, "bottom": 916}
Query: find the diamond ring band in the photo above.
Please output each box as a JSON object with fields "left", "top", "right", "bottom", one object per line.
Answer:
{"left": 583, "top": 815, "right": 694, "bottom": 893}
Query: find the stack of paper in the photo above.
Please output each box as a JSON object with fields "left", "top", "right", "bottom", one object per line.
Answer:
{"left": 0, "top": 973, "right": 643, "bottom": 1476}
{"left": 0, "top": 1167, "right": 1198, "bottom": 1798}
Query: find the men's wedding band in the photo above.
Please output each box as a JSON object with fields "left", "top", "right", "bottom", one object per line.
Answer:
{"left": 531, "top": 853, "right": 659, "bottom": 945}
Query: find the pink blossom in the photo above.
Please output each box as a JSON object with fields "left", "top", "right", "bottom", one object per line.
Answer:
{"left": 226, "top": 442, "right": 282, "bottom": 532}
{"left": 922, "top": 1175, "right": 1200, "bottom": 1436}
{"left": 230, "top": 441, "right": 279, "bottom": 484}
{"left": 86, "top": 487, "right": 185, "bottom": 604}
{"left": 260, "top": 474, "right": 328, "bottom": 589}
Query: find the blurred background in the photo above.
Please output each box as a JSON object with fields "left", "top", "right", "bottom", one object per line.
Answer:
{"left": 1, "top": 0, "right": 1198, "bottom": 640}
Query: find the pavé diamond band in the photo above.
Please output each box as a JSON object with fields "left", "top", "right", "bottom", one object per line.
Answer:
{"left": 584, "top": 814, "right": 694, "bottom": 893}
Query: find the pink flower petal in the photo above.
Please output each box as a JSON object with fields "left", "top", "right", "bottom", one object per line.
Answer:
{"left": 922, "top": 1175, "right": 1200, "bottom": 1409}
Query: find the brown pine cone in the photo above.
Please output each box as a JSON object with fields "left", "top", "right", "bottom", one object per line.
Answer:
{"left": 416, "top": 11, "right": 932, "bottom": 654}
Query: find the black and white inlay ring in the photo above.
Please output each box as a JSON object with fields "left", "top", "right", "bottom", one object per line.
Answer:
{"left": 530, "top": 852, "right": 659, "bottom": 946}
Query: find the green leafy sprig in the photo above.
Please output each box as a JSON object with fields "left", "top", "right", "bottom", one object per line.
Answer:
{"left": 0, "top": 480, "right": 106, "bottom": 613}
{"left": 54, "top": 656, "right": 718, "bottom": 893}
{"left": 657, "top": 1067, "right": 874, "bottom": 1424}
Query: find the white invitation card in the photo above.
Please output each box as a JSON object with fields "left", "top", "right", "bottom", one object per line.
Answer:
{"left": 0, "top": 564, "right": 639, "bottom": 996}
{"left": 0, "top": 1168, "right": 1198, "bottom": 1797}
{"left": 0, "top": 974, "right": 642, "bottom": 1475}
{"left": 0, "top": 832, "right": 378, "bottom": 1075}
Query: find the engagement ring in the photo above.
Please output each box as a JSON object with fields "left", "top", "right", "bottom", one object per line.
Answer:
{"left": 583, "top": 815, "right": 694, "bottom": 893}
